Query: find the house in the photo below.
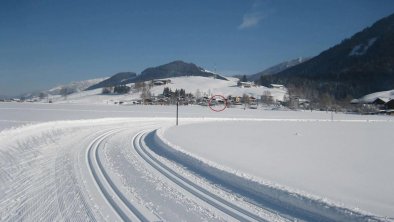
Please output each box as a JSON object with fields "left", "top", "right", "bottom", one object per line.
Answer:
{"left": 385, "top": 99, "right": 394, "bottom": 110}
{"left": 143, "top": 98, "right": 153, "bottom": 105}
{"left": 153, "top": 79, "right": 172, "bottom": 86}
{"left": 132, "top": 100, "right": 142, "bottom": 105}
{"left": 270, "top": 84, "right": 285, "bottom": 90}
{"left": 238, "top": 81, "right": 255, "bottom": 88}
{"left": 249, "top": 96, "right": 257, "bottom": 104}
{"left": 157, "top": 98, "right": 169, "bottom": 105}
{"left": 372, "top": 97, "right": 389, "bottom": 105}
{"left": 372, "top": 98, "right": 390, "bottom": 110}
{"left": 299, "top": 99, "right": 310, "bottom": 109}
{"left": 249, "top": 97, "right": 258, "bottom": 109}
{"left": 233, "top": 96, "right": 242, "bottom": 105}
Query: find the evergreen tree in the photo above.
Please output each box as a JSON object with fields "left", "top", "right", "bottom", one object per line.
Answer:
{"left": 114, "top": 85, "right": 130, "bottom": 94}
{"left": 180, "top": 89, "right": 186, "bottom": 97}
{"left": 163, "top": 87, "right": 171, "bottom": 97}
{"left": 241, "top": 75, "right": 247, "bottom": 82}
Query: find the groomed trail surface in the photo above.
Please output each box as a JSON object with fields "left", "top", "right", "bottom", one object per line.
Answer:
{"left": 0, "top": 114, "right": 392, "bottom": 221}
{"left": 0, "top": 118, "right": 288, "bottom": 222}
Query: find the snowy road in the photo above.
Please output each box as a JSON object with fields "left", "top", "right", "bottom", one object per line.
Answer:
{"left": 0, "top": 118, "right": 288, "bottom": 221}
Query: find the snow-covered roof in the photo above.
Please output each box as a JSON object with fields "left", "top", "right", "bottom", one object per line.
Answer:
{"left": 354, "top": 89, "right": 394, "bottom": 104}
{"left": 270, "top": 84, "right": 285, "bottom": 88}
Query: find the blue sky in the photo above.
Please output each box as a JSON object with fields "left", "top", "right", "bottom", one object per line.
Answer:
{"left": 1, "top": 0, "right": 394, "bottom": 96}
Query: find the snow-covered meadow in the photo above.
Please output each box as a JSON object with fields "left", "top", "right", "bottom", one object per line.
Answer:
{"left": 161, "top": 119, "right": 394, "bottom": 218}
{"left": 1, "top": 102, "right": 393, "bottom": 221}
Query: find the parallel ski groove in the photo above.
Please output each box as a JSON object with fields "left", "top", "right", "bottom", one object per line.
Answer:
{"left": 133, "top": 130, "right": 266, "bottom": 222}
{"left": 86, "top": 129, "right": 153, "bottom": 222}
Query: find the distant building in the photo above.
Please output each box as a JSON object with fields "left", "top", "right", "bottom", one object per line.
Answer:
{"left": 249, "top": 96, "right": 257, "bottom": 104}
{"left": 372, "top": 97, "right": 390, "bottom": 105}
{"left": 238, "top": 81, "right": 255, "bottom": 88}
{"left": 385, "top": 99, "right": 394, "bottom": 110}
{"left": 371, "top": 97, "right": 390, "bottom": 110}
{"left": 270, "top": 84, "right": 285, "bottom": 90}
{"left": 299, "top": 99, "right": 310, "bottom": 109}
{"left": 153, "top": 79, "right": 171, "bottom": 86}
{"left": 350, "top": 97, "right": 393, "bottom": 114}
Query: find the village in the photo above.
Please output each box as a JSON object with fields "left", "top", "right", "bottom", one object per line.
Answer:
{"left": 109, "top": 78, "right": 290, "bottom": 110}
{"left": 1, "top": 76, "right": 394, "bottom": 116}
{"left": 101, "top": 78, "right": 394, "bottom": 115}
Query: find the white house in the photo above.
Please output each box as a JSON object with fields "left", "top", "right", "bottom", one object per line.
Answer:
{"left": 270, "top": 84, "right": 285, "bottom": 90}
{"left": 239, "top": 81, "right": 255, "bottom": 88}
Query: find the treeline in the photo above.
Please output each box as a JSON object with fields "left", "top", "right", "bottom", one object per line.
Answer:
{"left": 258, "top": 75, "right": 366, "bottom": 109}
{"left": 102, "top": 85, "right": 131, "bottom": 94}
{"left": 162, "top": 87, "right": 193, "bottom": 99}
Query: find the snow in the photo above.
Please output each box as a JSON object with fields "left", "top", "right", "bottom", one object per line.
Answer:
{"left": 161, "top": 118, "right": 394, "bottom": 218}
{"left": 0, "top": 118, "right": 240, "bottom": 221}
{"left": 151, "top": 76, "right": 287, "bottom": 101}
{"left": 44, "top": 76, "right": 287, "bottom": 104}
{"left": 149, "top": 76, "right": 287, "bottom": 101}
{"left": 353, "top": 89, "right": 394, "bottom": 104}
{"left": 48, "top": 77, "right": 108, "bottom": 93}
{"left": 349, "top": 37, "right": 378, "bottom": 56}
{"left": 1, "top": 102, "right": 393, "bottom": 221}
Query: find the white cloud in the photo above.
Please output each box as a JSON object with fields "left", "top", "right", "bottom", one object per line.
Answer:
{"left": 238, "top": 0, "right": 272, "bottom": 30}
{"left": 238, "top": 12, "right": 263, "bottom": 30}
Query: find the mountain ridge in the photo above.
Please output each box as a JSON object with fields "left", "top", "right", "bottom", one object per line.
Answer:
{"left": 260, "top": 13, "right": 394, "bottom": 102}
{"left": 86, "top": 72, "right": 136, "bottom": 90}
{"left": 87, "top": 60, "right": 228, "bottom": 90}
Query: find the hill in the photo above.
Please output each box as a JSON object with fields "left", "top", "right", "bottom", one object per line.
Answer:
{"left": 86, "top": 72, "right": 136, "bottom": 90}
{"left": 48, "top": 77, "right": 108, "bottom": 94}
{"left": 260, "top": 13, "right": 394, "bottom": 103}
{"left": 125, "top": 60, "right": 228, "bottom": 83}
{"left": 20, "top": 77, "right": 107, "bottom": 99}
{"left": 87, "top": 61, "right": 228, "bottom": 91}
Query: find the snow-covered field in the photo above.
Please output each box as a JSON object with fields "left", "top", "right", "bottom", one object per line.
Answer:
{"left": 162, "top": 119, "right": 394, "bottom": 219}
{"left": 1, "top": 102, "right": 393, "bottom": 221}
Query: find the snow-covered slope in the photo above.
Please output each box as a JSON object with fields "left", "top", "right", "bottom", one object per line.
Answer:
{"left": 21, "top": 77, "right": 108, "bottom": 100}
{"left": 52, "top": 76, "right": 287, "bottom": 104}
{"left": 47, "top": 77, "right": 108, "bottom": 95}
{"left": 352, "top": 89, "right": 394, "bottom": 103}
{"left": 150, "top": 76, "right": 286, "bottom": 100}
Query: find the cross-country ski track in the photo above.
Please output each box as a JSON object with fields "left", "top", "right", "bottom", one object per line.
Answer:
{"left": 0, "top": 117, "right": 389, "bottom": 221}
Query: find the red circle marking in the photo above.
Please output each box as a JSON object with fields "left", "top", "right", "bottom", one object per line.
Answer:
{"left": 208, "top": 95, "right": 227, "bottom": 112}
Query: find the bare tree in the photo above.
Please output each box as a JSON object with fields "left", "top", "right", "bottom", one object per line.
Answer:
{"left": 60, "top": 87, "right": 69, "bottom": 100}
{"left": 261, "top": 91, "right": 273, "bottom": 105}
{"left": 140, "top": 83, "right": 151, "bottom": 100}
